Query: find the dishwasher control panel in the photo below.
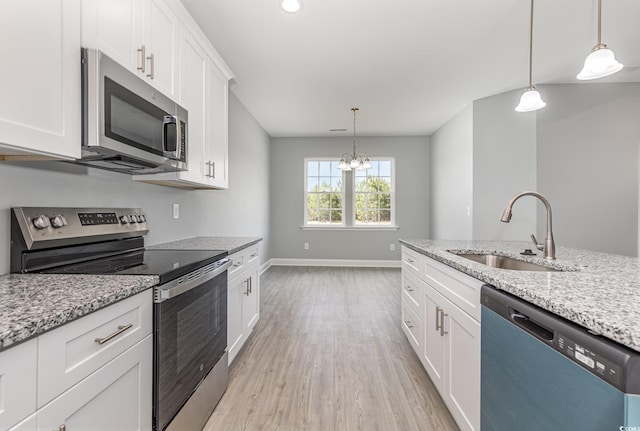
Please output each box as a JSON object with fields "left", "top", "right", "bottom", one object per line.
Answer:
{"left": 556, "top": 334, "right": 622, "bottom": 389}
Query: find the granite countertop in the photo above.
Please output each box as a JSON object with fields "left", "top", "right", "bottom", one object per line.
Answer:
{"left": 400, "top": 239, "right": 640, "bottom": 353}
{"left": 148, "top": 236, "right": 262, "bottom": 255}
{"left": 0, "top": 274, "right": 158, "bottom": 352}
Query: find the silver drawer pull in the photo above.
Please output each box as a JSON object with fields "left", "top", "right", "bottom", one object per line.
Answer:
{"left": 404, "top": 320, "right": 414, "bottom": 329}
{"left": 250, "top": 252, "right": 258, "bottom": 258}
{"left": 404, "top": 285, "right": 414, "bottom": 292}
{"left": 95, "top": 324, "right": 133, "bottom": 345}
{"left": 233, "top": 261, "right": 243, "bottom": 267}
{"left": 405, "top": 257, "right": 414, "bottom": 263}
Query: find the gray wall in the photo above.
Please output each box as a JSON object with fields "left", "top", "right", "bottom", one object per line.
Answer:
{"left": 430, "top": 104, "right": 473, "bottom": 240}
{"left": 0, "top": 93, "right": 271, "bottom": 274}
{"left": 536, "top": 83, "right": 640, "bottom": 256}
{"left": 472, "top": 90, "right": 537, "bottom": 241}
{"left": 269, "top": 136, "right": 430, "bottom": 260}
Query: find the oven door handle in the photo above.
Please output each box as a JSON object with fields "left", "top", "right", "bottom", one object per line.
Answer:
{"left": 154, "top": 258, "right": 232, "bottom": 303}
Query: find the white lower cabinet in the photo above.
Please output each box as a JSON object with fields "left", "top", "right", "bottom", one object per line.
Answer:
{"left": 0, "top": 339, "right": 37, "bottom": 431}
{"left": 37, "top": 335, "right": 152, "bottom": 431}
{"left": 400, "top": 246, "right": 480, "bottom": 431}
{"left": 227, "top": 245, "right": 260, "bottom": 365}
{"left": 0, "top": 290, "right": 152, "bottom": 431}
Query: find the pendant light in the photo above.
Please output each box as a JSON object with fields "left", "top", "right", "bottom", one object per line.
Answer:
{"left": 280, "top": 0, "right": 302, "bottom": 14}
{"left": 577, "top": 0, "right": 623, "bottom": 80}
{"left": 338, "top": 108, "right": 371, "bottom": 171}
{"left": 515, "top": 0, "right": 546, "bottom": 113}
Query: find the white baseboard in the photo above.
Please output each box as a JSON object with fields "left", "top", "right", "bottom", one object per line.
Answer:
{"left": 266, "top": 258, "right": 401, "bottom": 268}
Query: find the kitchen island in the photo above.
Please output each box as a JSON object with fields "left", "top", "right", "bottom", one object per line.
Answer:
{"left": 400, "top": 239, "right": 640, "bottom": 352}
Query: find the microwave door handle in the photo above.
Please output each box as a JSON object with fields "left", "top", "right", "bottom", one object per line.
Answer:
{"left": 162, "top": 115, "right": 179, "bottom": 159}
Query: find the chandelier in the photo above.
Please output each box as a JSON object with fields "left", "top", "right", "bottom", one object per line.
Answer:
{"left": 338, "top": 107, "right": 371, "bottom": 171}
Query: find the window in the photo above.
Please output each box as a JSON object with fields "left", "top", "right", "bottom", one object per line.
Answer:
{"left": 354, "top": 159, "right": 393, "bottom": 225}
{"left": 304, "top": 159, "right": 344, "bottom": 225}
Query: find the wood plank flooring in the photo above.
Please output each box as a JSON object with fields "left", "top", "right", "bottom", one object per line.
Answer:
{"left": 203, "top": 266, "right": 459, "bottom": 431}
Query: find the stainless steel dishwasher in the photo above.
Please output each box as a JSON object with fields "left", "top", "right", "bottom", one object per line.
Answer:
{"left": 481, "top": 284, "right": 640, "bottom": 431}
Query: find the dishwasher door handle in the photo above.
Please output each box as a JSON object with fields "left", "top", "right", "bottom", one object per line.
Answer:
{"left": 509, "top": 307, "right": 554, "bottom": 342}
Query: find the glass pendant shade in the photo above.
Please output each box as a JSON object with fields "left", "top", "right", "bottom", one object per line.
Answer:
{"left": 515, "top": 88, "right": 546, "bottom": 112}
{"left": 577, "top": 46, "right": 623, "bottom": 80}
{"left": 350, "top": 159, "right": 360, "bottom": 168}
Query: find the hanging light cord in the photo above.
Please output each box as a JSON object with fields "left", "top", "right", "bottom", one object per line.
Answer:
{"left": 527, "top": 0, "right": 534, "bottom": 88}
{"left": 596, "top": 0, "right": 603, "bottom": 47}
{"left": 351, "top": 107, "right": 359, "bottom": 156}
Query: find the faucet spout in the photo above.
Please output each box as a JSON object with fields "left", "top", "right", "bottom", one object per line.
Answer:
{"left": 500, "top": 191, "right": 556, "bottom": 260}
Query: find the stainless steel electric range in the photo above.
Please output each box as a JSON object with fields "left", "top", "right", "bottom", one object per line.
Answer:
{"left": 10, "top": 207, "right": 231, "bottom": 431}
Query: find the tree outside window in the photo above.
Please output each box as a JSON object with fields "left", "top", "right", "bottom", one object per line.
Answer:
{"left": 354, "top": 160, "right": 393, "bottom": 225}
{"left": 305, "top": 160, "right": 344, "bottom": 225}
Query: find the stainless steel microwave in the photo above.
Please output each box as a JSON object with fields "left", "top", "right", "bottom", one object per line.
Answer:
{"left": 78, "top": 48, "right": 188, "bottom": 174}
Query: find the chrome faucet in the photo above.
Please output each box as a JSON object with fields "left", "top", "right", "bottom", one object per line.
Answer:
{"left": 500, "top": 191, "right": 556, "bottom": 260}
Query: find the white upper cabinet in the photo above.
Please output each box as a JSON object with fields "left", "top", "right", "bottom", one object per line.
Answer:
{"left": 82, "top": 0, "right": 179, "bottom": 100}
{"left": 0, "top": 0, "right": 81, "bottom": 160}
{"left": 133, "top": 1, "right": 233, "bottom": 189}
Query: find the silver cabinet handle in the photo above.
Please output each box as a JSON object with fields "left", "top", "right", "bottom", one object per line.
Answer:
{"left": 404, "top": 285, "right": 414, "bottom": 292}
{"left": 404, "top": 320, "right": 414, "bottom": 329}
{"left": 405, "top": 257, "right": 414, "bottom": 263}
{"left": 146, "top": 52, "right": 154, "bottom": 79}
{"left": 137, "top": 45, "right": 146, "bottom": 73}
{"left": 210, "top": 161, "right": 215, "bottom": 178}
{"left": 95, "top": 324, "right": 133, "bottom": 345}
{"left": 233, "top": 261, "right": 243, "bottom": 267}
{"left": 435, "top": 306, "right": 442, "bottom": 331}
{"left": 249, "top": 277, "right": 252, "bottom": 294}
{"left": 244, "top": 278, "right": 250, "bottom": 296}
{"left": 250, "top": 252, "right": 258, "bottom": 258}
{"left": 440, "top": 310, "right": 448, "bottom": 337}
{"left": 57, "top": 425, "right": 66, "bottom": 431}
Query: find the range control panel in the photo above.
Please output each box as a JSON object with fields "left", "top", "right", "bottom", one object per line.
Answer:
{"left": 556, "top": 335, "right": 623, "bottom": 389}
{"left": 12, "top": 207, "right": 149, "bottom": 250}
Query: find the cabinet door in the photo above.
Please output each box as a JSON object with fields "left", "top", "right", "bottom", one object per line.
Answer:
{"left": 444, "top": 298, "right": 480, "bottom": 431}
{"left": 0, "top": 339, "right": 37, "bottom": 431}
{"left": 179, "top": 27, "right": 209, "bottom": 184}
{"left": 142, "top": 0, "right": 179, "bottom": 99}
{"left": 206, "top": 60, "right": 229, "bottom": 189}
{"left": 0, "top": 0, "right": 81, "bottom": 159}
{"left": 81, "top": 0, "right": 144, "bottom": 71}
{"left": 7, "top": 414, "right": 36, "bottom": 431}
{"left": 37, "top": 335, "right": 152, "bottom": 431}
{"left": 422, "top": 283, "right": 446, "bottom": 395}
{"left": 242, "top": 265, "right": 260, "bottom": 332}
{"left": 227, "top": 275, "right": 246, "bottom": 365}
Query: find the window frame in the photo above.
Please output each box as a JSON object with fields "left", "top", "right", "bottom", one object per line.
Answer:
{"left": 303, "top": 158, "right": 346, "bottom": 227}
{"left": 351, "top": 157, "right": 396, "bottom": 227}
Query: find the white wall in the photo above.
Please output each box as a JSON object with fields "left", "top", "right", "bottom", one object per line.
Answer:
{"left": 429, "top": 104, "right": 473, "bottom": 240}
{"left": 269, "top": 136, "right": 430, "bottom": 261}
{"left": 0, "top": 93, "right": 271, "bottom": 274}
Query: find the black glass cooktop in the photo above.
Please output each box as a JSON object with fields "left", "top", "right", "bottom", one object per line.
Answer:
{"left": 42, "top": 249, "right": 228, "bottom": 284}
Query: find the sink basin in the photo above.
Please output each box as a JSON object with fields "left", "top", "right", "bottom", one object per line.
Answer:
{"left": 452, "top": 253, "right": 561, "bottom": 272}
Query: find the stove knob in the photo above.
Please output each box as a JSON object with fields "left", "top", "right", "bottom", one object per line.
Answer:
{"left": 32, "top": 215, "right": 51, "bottom": 230}
{"left": 50, "top": 215, "right": 67, "bottom": 228}
{"left": 120, "top": 215, "right": 130, "bottom": 224}
{"left": 130, "top": 214, "right": 139, "bottom": 223}
{"left": 139, "top": 214, "right": 147, "bottom": 223}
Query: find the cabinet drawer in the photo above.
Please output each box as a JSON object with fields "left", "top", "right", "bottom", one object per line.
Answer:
{"left": 228, "top": 250, "right": 245, "bottom": 280}
{"left": 401, "top": 246, "right": 422, "bottom": 278}
{"left": 37, "top": 289, "right": 153, "bottom": 407}
{"left": 401, "top": 299, "right": 422, "bottom": 353}
{"left": 401, "top": 271, "right": 422, "bottom": 314}
{"left": 423, "top": 257, "right": 482, "bottom": 322}
{"left": 0, "top": 339, "right": 37, "bottom": 430}
{"left": 245, "top": 245, "right": 260, "bottom": 266}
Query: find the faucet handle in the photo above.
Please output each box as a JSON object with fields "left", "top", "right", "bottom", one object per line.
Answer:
{"left": 530, "top": 234, "right": 544, "bottom": 251}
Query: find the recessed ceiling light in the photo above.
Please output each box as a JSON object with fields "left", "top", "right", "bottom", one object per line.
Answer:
{"left": 280, "top": 0, "right": 303, "bottom": 13}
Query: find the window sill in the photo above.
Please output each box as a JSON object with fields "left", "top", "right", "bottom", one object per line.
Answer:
{"left": 300, "top": 225, "right": 399, "bottom": 231}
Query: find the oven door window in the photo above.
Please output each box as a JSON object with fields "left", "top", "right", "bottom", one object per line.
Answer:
{"left": 104, "top": 77, "right": 167, "bottom": 156}
{"left": 155, "top": 272, "right": 227, "bottom": 430}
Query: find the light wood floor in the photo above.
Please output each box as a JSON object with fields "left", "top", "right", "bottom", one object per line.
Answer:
{"left": 203, "top": 266, "right": 459, "bottom": 431}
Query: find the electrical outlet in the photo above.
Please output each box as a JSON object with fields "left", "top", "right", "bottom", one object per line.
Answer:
{"left": 304, "top": 242, "right": 309, "bottom": 250}
{"left": 390, "top": 244, "right": 396, "bottom": 251}
{"left": 172, "top": 203, "right": 180, "bottom": 220}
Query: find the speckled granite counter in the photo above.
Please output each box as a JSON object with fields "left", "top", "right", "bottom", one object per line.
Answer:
{"left": 400, "top": 239, "right": 640, "bottom": 353}
{"left": 149, "top": 236, "right": 262, "bottom": 255}
{"left": 0, "top": 274, "right": 158, "bottom": 352}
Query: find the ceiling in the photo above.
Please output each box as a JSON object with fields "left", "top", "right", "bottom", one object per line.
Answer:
{"left": 180, "top": 0, "right": 640, "bottom": 138}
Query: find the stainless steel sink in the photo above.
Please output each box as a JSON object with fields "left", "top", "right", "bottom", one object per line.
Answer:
{"left": 452, "top": 253, "right": 561, "bottom": 272}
